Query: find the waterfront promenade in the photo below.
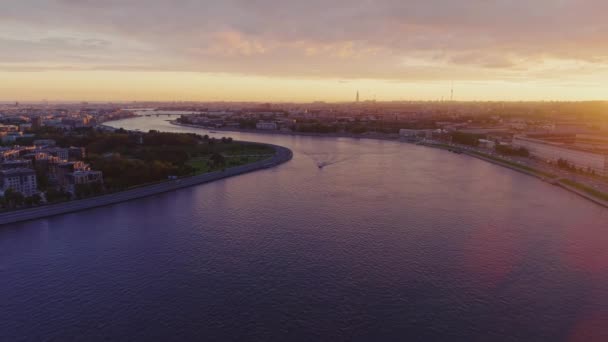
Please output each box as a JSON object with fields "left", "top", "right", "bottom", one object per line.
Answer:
{"left": 0, "top": 144, "right": 292, "bottom": 226}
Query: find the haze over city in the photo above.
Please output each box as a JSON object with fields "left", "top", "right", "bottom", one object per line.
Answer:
{"left": 3, "top": 2, "right": 608, "bottom": 341}
{"left": 3, "top": 0, "right": 608, "bottom": 102}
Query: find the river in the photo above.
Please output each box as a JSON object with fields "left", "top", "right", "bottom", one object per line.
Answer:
{"left": 1, "top": 116, "right": 607, "bottom": 341}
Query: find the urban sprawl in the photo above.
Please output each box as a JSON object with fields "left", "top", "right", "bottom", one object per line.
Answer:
{"left": 1, "top": 100, "right": 608, "bottom": 209}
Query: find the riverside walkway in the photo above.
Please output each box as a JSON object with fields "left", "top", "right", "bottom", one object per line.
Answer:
{"left": 0, "top": 144, "right": 292, "bottom": 226}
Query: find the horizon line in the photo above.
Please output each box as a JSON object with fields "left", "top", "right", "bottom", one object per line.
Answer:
{"left": 2, "top": 99, "right": 608, "bottom": 105}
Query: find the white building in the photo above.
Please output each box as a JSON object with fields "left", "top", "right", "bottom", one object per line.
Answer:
{"left": 0, "top": 168, "right": 38, "bottom": 197}
{"left": 478, "top": 139, "right": 496, "bottom": 149}
{"left": 399, "top": 129, "right": 418, "bottom": 137}
{"left": 256, "top": 121, "right": 278, "bottom": 130}
{"left": 399, "top": 129, "right": 434, "bottom": 139}
{"left": 513, "top": 135, "right": 608, "bottom": 176}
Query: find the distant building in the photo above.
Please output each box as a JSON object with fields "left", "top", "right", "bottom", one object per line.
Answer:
{"left": 399, "top": 129, "right": 418, "bottom": 137}
{"left": 33, "top": 139, "right": 56, "bottom": 147}
{"left": 32, "top": 116, "right": 43, "bottom": 129}
{"left": 19, "top": 123, "right": 32, "bottom": 132}
{"left": 32, "top": 152, "right": 62, "bottom": 181}
{"left": 68, "top": 147, "right": 86, "bottom": 160}
{"left": 41, "top": 147, "right": 69, "bottom": 161}
{"left": 0, "top": 168, "right": 37, "bottom": 197}
{"left": 61, "top": 117, "right": 92, "bottom": 128}
{"left": 66, "top": 170, "right": 103, "bottom": 193}
{"left": 0, "top": 125, "right": 19, "bottom": 133}
{"left": 399, "top": 129, "right": 434, "bottom": 139}
{"left": 53, "top": 161, "right": 90, "bottom": 188}
{"left": 1, "top": 132, "right": 23, "bottom": 143}
{"left": 256, "top": 121, "right": 278, "bottom": 130}
{"left": 0, "top": 147, "right": 22, "bottom": 161}
{"left": 1, "top": 160, "right": 33, "bottom": 170}
{"left": 478, "top": 139, "right": 496, "bottom": 149}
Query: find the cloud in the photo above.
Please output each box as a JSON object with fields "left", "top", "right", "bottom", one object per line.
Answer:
{"left": 1, "top": 0, "right": 608, "bottom": 81}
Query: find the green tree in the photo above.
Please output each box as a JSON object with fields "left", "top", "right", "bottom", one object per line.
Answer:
{"left": 24, "top": 194, "right": 42, "bottom": 207}
{"left": 75, "top": 183, "right": 102, "bottom": 199}
{"left": 451, "top": 132, "right": 481, "bottom": 146}
{"left": 36, "top": 169, "right": 50, "bottom": 191}
{"left": 45, "top": 188, "right": 71, "bottom": 203}
{"left": 2, "top": 189, "right": 25, "bottom": 209}
{"left": 209, "top": 153, "right": 226, "bottom": 168}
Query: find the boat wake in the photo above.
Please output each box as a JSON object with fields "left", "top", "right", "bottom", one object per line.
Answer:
{"left": 302, "top": 151, "right": 357, "bottom": 169}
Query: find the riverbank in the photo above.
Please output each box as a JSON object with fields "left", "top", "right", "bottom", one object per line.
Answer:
{"left": 426, "top": 144, "right": 608, "bottom": 209}
{"left": 0, "top": 143, "right": 293, "bottom": 226}
{"left": 169, "top": 121, "right": 403, "bottom": 142}
{"left": 468, "top": 152, "right": 608, "bottom": 208}
{"left": 557, "top": 179, "right": 608, "bottom": 208}
{"left": 159, "top": 121, "right": 608, "bottom": 209}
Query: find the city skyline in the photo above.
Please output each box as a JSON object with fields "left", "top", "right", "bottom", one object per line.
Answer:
{"left": 3, "top": 0, "right": 608, "bottom": 101}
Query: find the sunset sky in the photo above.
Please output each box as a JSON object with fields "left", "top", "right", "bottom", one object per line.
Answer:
{"left": 2, "top": 0, "right": 608, "bottom": 102}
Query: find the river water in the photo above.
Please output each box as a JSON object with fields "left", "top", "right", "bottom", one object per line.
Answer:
{"left": 1, "top": 116, "right": 607, "bottom": 341}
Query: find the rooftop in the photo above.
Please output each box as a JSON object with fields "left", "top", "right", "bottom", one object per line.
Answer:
{"left": 0, "top": 168, "right": 35, "bottom": 176}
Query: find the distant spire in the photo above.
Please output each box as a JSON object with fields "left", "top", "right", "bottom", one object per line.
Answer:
{"left": 356, "top": 90, "right": 360, "bottom": 103}
{"left": 450, "top": 82, "right": 454, "bottom": 102}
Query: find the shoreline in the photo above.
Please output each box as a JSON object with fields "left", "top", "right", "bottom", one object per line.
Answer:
{"left": 168, "top": 121, "right": 403, "bottom": 142}
{"left": 171, "top": 121, "right": 608, "bottom": 209}
{"left": 0, "top": 143, "right": 293, "bottom": 226}
{"left": 450, "top": 146, "right": 608, "bottom": 209}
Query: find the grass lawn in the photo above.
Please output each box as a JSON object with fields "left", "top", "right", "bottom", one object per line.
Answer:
{"left": 221, "top": 143, "right": 275, "bottom": 155}
{"left": 186, "top": 157, "right": 212, "bottom": 174}
{"left": 187, "top": 153, "right": 273, "bottom": 175}
{"left": 468, "top": 151, "right": 556, "bottom": 179}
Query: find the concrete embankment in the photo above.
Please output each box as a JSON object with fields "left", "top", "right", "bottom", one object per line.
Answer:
{"left": 418, "top": 143, "right": 608, "bottom": 209}
{"left": 556, "top": 182, "right": 608, "bottom": 209}
{"left": 462, "top": 151, "right": 547, "bottom": 179}
{"left": 0, "top": 144, "right": 293, "bottom": 226}
{"left": 465, "top": 152, "right": 608, "bottom": 208}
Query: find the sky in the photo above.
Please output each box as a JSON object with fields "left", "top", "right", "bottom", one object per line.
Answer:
{"left": 2, "top": 0, "right": 608, "bottom": 102}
